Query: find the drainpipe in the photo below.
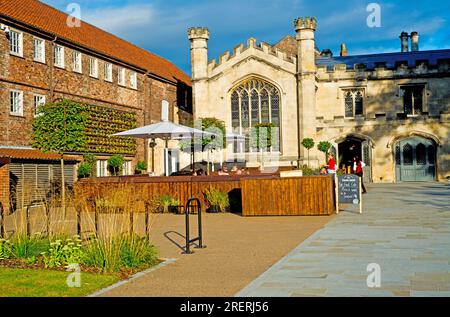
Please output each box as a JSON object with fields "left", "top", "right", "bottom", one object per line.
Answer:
{"left": 50, "top": 36, "right": 57, "bottom": 101}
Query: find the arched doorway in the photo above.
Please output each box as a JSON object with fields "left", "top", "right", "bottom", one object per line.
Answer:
{"left": 337, "top": 135, "right": 373, "bottom": 183}
{"left": 395, "top": 136, "right": 436, "bottom": 182}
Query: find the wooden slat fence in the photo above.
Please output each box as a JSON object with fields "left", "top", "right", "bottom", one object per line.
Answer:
{"left": 75, "top": 175, "right": 335, "bottom": 216}
{"left": 241, "top": 176, "right": 335, "bottom": 216}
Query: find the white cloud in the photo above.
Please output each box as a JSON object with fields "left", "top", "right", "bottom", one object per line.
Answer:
{"left": 82, "top": 4, "right": 156, "bottom": 34}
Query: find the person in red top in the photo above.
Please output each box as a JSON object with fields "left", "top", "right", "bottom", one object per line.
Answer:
{"left": 326, "top": 153, "right": 336, "bottom": 174}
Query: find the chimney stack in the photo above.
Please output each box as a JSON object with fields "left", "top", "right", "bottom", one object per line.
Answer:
{"left": 410, "top": 32, "right": 419, "bottom": 51}
{"left": 340, "top": 43, "right": 347, "bottom": 57}
{"left": 400, "top": 31, "right": 409, "bottom": 52}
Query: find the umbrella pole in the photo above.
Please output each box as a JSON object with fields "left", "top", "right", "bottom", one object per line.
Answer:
{"left": 191, "top": 132, "right": 195, "bottom": 172}
{"left": 165, "top": 139, "right": 169, "bottom": 177}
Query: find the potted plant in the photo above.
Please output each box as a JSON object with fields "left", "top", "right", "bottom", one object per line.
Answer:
{"left": 135, "top": 161, "right": 148, "bottom": 175}
{"left": 204, "top": 187, "right": 230, "bottom": 213}
{"left": 154, "top": 195, "right": 181, "bottom": 214}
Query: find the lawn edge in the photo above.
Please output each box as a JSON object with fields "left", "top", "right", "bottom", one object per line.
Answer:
{"left": 87, "top": 258, "right": 178, "bottom": 297}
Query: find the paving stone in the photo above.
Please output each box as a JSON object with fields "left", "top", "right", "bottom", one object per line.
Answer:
{"left": 236, "top": 183, "right": 450, "bottom": 297}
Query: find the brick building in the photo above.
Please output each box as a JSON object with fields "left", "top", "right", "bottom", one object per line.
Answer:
{"left": 0, "top": 0, "right": 192, "bottom": 210}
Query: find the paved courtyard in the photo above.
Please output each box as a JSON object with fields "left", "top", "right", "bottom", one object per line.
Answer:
{"left": 236, "top": 183, "right": 450, "bottom": 297}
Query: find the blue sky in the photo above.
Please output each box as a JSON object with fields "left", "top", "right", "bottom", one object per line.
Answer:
{"left": 42, "top": 0, "right": 450, "bottom": 75}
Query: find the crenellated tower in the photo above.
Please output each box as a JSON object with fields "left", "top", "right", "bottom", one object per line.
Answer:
{"left": 188, "top": 27, "right": 210, "bottom": 117}
{"left": 295, "top": 17, "right": 318, "bottom": 166}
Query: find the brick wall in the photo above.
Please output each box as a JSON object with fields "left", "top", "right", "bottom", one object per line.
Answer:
{"left": 0, "top": 163, "right": 9, "bottom": 214}
{"left": 0, "top": 24, "right": 192, "bottom": 171}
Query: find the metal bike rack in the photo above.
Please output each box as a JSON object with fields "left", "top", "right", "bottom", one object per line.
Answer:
{"left": 184, "top": 197, "right": 206, "bottom": 254}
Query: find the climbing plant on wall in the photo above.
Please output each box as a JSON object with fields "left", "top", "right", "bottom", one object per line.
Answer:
{"left": 32, "top": 100, "right": 137, "bottom": 156}
{"left": 82, "top": 104, "right": 137, "bottom": 155}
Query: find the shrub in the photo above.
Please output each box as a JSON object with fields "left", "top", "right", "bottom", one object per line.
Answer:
{"left": 204, "top": 187, "right": 230, "bottom": 211}
{"left": 83, "top": 234, "right": 157, "bottom": 273}
{"left": 41, "top": 235, "right": 84, "bottom": 268}
{"left": 317, "top": 141, "right": 332, "bottom": 164}
{"left": 108, "top": 155, "right": 125, "bottom": 176}
{"left": 301, "top": 165, "right": 314, "bottom": 176}
{"left": 135, "top": 161, "right": 147, "bottom": 174}
{"left": 78, "top": 162, "right": 92, "bottom": 178}
{"left": 10, "top": 233, "right": 49, "bottom": 260}
{"left": 153, "top": 195, "right": 180, "bottom": 213}
{"left": 301, "top": 138, "right": 315, "bottom": 167}
{"left": 0, "top": 239, "right": 13, "bottom": 260}
{"left": 120, "top": 235, "right": 158, "bottom": 269}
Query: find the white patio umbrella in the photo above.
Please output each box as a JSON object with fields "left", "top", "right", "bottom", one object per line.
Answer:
{"left": 112, "top": 120, "right": 215, "bottom": 176}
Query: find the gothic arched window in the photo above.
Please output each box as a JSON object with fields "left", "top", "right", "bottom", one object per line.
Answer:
{"left": 231, "top": 78, "right": 281, "bottom": 153}
{"left": 343, "top": 89, "right": 364, "bottom": 117}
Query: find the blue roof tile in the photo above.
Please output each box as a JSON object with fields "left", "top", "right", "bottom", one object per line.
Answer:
{"left": 316, "top": 49, "right": 450, "bottom": 71}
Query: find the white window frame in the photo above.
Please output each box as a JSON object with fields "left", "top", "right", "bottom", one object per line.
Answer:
{"left": 104, "top": 63, "right": 113, "bottom": 82}
{"left": 72, "top": 51, "right": 82, "bottom": 73}
{"left": 9, "top": 29, "right": 23, "bottom": 57}
{"left": 33, "top": 94, "right": 46, "bottom": 116}
{"left": 33, "top": 37, "right": 46, "bottom": 63}
{"left": 118, "top": 67, "right": 126, "bottom": 86}
{"left": 10, "top": 90, "right": 24, "bottom": 116}
{"left": 96, "top": 160, "right": 108, "bottom": 177}
{"left": 89, "top": 58, "right": 99, "bottom": 78}
{"left": 54, "top": 45, "right": 65, "bottom": 68}
{"left": 122, "top": 161, "right": 132, "bottom": 176}
{"left": 130, "top": 71, "right": 137, "bottom": 89}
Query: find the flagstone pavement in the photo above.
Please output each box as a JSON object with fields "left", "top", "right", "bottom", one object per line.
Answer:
{"left": 236, "top": 182, "right": 450, "bottom": 297}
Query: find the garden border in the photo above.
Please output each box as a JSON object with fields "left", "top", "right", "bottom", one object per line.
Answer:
{"left": 87, "top": 258, "right": 177, "bottom": 297}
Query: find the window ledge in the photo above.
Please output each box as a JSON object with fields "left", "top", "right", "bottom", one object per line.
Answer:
{"left": 54, "top": 64, "right": 65, "bottom": 69}
{"left": 10, "top": 113, "right": 24, "bottom": 118}
{"left": 33, "top": 59, "right": 46, "bottom": 64}
{"left": 10, "top": 52, "right": 24, "bottom": 58}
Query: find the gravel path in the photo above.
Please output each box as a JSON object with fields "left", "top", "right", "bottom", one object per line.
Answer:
{"left": 98, "top": 212, "right": 333, "bottom": 297}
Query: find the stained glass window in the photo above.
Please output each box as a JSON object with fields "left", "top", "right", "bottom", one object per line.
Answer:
{"left": 251, "top": 90, "right": 259, "bottom": 127}
{"left": 241, "top": 90, "right": 249, "bottom": 129}
{"left": 261, "top": 89, "right": 270, "bottom": 123}
{"left": 231, "top": 91, "right": 240, "bottom": 129}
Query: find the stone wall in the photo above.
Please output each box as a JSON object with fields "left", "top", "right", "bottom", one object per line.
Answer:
{"left": 188, "top": 22, "right": 449, "bottom": 182}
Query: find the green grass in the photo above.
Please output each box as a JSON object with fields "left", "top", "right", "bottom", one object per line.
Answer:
{"left": 0, "top": 268, "right": 119, "bottom": 297}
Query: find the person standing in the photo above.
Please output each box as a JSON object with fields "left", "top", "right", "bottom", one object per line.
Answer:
{"left": 353, "top": 156, "right": 367, "bottom": 194}
{"left": 326, "top": 153, "right": 336, "bottom": 174}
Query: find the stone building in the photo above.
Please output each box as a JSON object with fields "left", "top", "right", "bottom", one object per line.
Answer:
{"left": 0, "top": 0, "right": 192, "bottom": 210}
{"left": 188, "top": 17, "right": 450, "bottom": 183}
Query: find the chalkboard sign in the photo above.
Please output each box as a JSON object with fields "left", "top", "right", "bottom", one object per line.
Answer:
{"left": 338, "top": 174, "right": 360, "bottom": 204}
